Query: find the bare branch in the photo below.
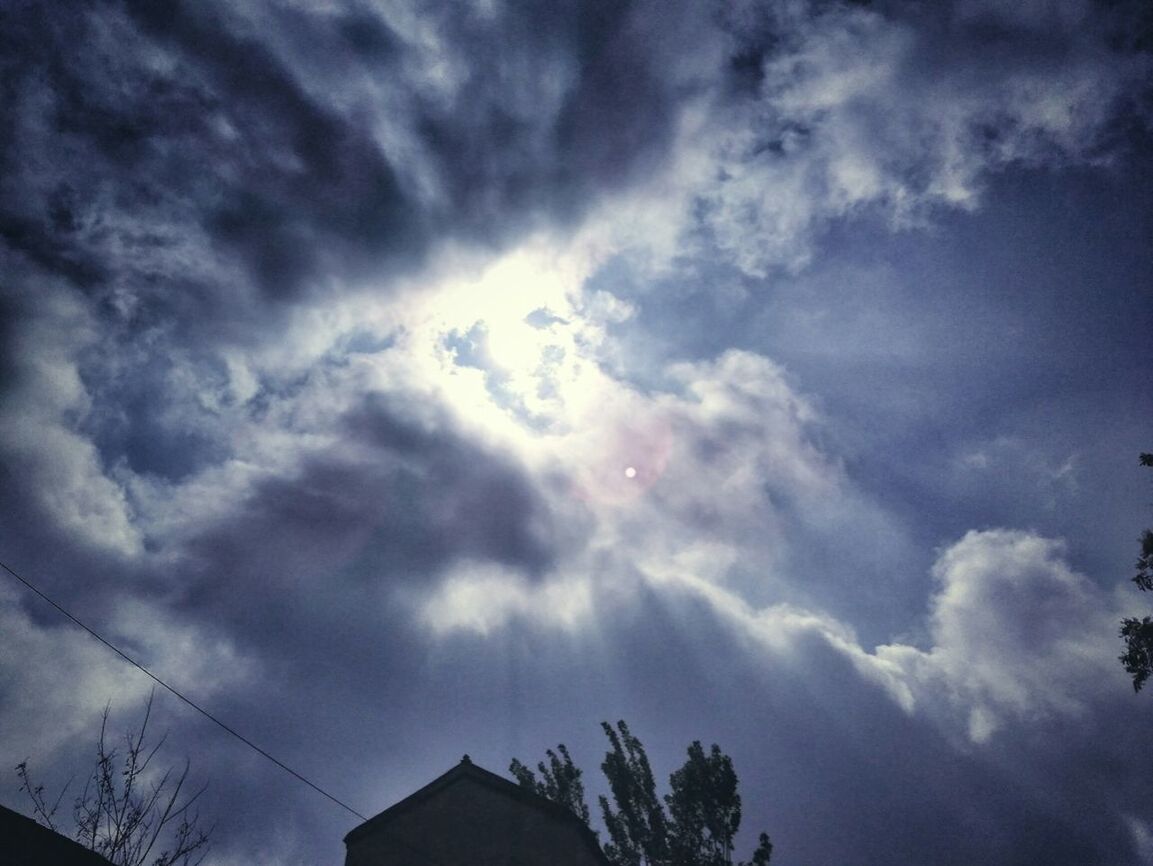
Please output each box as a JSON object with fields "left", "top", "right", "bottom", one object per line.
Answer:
{"left": 16, "top": 760, "right": 71, "bottom": 832}
{"left": 14, "top": 691, "right": 213, "bottom": 866}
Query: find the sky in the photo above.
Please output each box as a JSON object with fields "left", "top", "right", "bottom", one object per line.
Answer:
{"left": 1, "top": 0, "right": 1152, "bottom": 864}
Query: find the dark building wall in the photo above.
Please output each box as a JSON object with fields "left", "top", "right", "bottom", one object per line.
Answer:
{"left": 0, "top": 804, "right": 113, "bottom": 866}
{"left": 346, "top": 762, "right": 609, "bottom": 866}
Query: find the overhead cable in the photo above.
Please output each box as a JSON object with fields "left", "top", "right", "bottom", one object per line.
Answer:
{"left": 0, "top": 556, "right": 368, "bottom": 822}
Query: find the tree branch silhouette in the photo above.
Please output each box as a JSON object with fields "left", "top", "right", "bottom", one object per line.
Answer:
{"left": 15, "top": 691, "right": 212, "bottom": 866}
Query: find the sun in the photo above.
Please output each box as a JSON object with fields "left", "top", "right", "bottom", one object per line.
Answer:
{"left": 381, "top": 242, "right": 615, "bottom": 450}
{"left": 361, "top": 239, "right": 676, "bottom": 507}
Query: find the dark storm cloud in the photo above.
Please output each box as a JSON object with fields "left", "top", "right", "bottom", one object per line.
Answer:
{"left": 0, "top": 385, "right": 576, "bottom": 861}
{"left": 180, "top": 393, "right": 559, "bottom": 622}
{"left": 0, "top": 0, "right": 418, "bottom": 318}
{"left": 0, "top": 0, "right": 673, "bottom": 503}
{"left": 0, "top": 0, "right": 697, "bottom": 334}
{"left": 0, "top": 0, "right": 712, "bottom": 494}
{"left": 405, "top": 0, "right": 685, "bottom": 232}
{"left": 342, "top": 392, "right": 562, "bottom": 579}
{"left": 0, "top": 0, "right": 705, "bottom": 597}
{"left": 120, "top": 0, "right": 428, "bottom": 297}
{"left": 80, "top": 352, "right": 232, "bottom": 483}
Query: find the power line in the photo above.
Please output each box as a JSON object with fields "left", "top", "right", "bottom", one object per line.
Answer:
{"left": 0, "top": 556, "right": 368, "bottom": 823}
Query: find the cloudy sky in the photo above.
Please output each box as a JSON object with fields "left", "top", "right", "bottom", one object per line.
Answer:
{"left": 1, "top": 0, "right": 1152, "bottom": 863}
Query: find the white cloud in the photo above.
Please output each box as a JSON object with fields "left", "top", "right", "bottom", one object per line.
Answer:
{"left": 0, "top": 285, "right": 141, "bottom": 555}
{"left": 877, "top": 529, "right": 1123, "bottom": 741}
{"left": 415, "top": 331, "right": 856, "bottom": 637}
{"left": 591, "top": 0, "right": 1151, "bottom": 277}
{"left": 0, "top": 579, "right": 252, "bottom": 766}
{"left": 422, "top": 562, "right": 593, "bottom": 636}
{"left": 110, "top": 598, "right": 255, "bottom": 698}
{"left": 1127, "top": 815, "right": 1153, "bottom": 866}
{"left": 0, "top": 584, "right": 154, "bottom": 761}
{"left": 578, "top": 526, "right": 1128, "bottom": 746}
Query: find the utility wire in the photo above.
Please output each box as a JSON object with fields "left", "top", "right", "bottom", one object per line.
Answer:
{"left": 0, "top": 556, "right": 368, "bottom": 822}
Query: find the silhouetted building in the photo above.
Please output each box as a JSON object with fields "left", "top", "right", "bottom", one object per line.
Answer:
{"left": 344, "top": 755, "right": 610, "bottom": 866}
{"left": 0, "top": 804, "right": 113, "bottom": 866}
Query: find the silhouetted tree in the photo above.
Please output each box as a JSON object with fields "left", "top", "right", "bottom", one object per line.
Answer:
{"left": 739, "top": 833, "right": 773, "bottom": 866}
{"left": 509, "top": 743, "right": 592, "bottom": 824}
{"left": 1120, "top": 453, "right": 1153, "bottom": 692}
{"left": 666, "top": 741, "right": 740, "bottom": 866}
{"left": 599, "top": 721, "right": 670, "bottom": 866}
{"left": 512, "top": 721, "right": 772, "bottom": 866}
{"left": 15, "top": 694, "right": 212, "bottom": 866}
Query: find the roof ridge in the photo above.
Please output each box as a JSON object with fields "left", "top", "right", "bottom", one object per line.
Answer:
{"left": 343, "top": 757, "right": 611, "bottom": 864}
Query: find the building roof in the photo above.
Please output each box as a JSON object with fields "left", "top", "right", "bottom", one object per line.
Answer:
{"left": 344, "top": 755, "right": 610, "bottom": 864}
{"left": 0, "top": 804, "right": 114, "bottom": 866}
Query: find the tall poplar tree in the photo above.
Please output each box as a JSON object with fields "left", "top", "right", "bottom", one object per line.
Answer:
{"left": 511, "top": 721, "right": 772, "bottom": 866}
{"left": 666, "top": 741, "right": 741, "bottom": 866}
{"left": 509, "top": 744, "right": 592, "bottom": 824}
{"left": 599, "top": 721, "right": 670, "bottom": 866}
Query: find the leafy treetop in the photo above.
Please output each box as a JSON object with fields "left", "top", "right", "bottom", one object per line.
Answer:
{"left": 512, "top": 720, "right": 772, "bottom": 866}
{"left": 1119, "top": 453, "right": 1153, "bottom": 692}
